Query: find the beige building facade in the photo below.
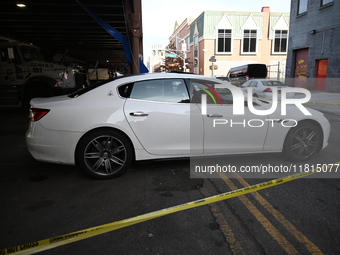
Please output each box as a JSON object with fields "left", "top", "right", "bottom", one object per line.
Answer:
{"left": 169, "top": 7, "right": 289, "bottom": 80}
{"left": 147, "top": 44, "right": 165, "bottom": 73}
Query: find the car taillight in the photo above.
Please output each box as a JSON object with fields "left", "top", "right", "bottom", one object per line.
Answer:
{"left": 263, "top": 88, "right": 272, "bottom": 93}
{"left": 29, "top": 108, "right": 50, "bottom": 122}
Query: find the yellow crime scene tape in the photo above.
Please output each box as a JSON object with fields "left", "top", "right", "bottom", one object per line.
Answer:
{"left": 1, "top": 162, "right": 339, "bottom": 255}
{"left": 304, "top": 101, "right": 340, "bottom": 106}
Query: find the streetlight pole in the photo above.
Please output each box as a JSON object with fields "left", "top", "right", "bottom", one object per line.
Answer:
{"left": 212, "top": 62, "right": 214, "bottom": 77}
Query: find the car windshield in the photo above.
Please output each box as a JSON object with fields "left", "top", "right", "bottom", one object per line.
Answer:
{"left": 20, "top": 46, "right": 45, "bottom": 61}
{"left": 261, "top": 81, "right": 285, "bottom": 86}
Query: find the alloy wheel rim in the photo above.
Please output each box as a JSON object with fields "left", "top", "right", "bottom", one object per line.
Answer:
{"left": 290, "top": 127, "right": 318, "bottom": 159}
{"left": 84, "top": 135, "right": 127, "bottom": 175}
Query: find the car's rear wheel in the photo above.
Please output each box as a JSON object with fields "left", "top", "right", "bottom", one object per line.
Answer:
{"left": 283, "top": 122, "right": 321, "bottom": 161}
{"left": 76, "top": 129, "right": 133, "bottom": 179}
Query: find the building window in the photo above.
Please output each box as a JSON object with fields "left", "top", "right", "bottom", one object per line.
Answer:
{"left": 273, "top": 30, "right": 288, "bottom": 53}
{"left": 321, "top": 0, "right": 333, "bottom": 6}
{"left": 298, "top": 0, "right": 308, "bottom": 15}
{"left": 194, "top": 36, "right": 198, "bottom": 68}
{"left": 242, "top": 30, "right": 257, "bottom": 53}
{"left": 217, "top": 29, "right": 232, "bottom": 53}
{"left": 194, "top": 36, "right": 198, "bottom": 45}
{"left": 158, "top": 50, "right": 164, "bottom": 56}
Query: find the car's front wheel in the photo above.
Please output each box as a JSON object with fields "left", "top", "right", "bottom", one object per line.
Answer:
{"left": 283, "top": 122, "right": 321, "bottom": 161}
{"left": 76, "top": 129, "right": 133, "bottom": 179}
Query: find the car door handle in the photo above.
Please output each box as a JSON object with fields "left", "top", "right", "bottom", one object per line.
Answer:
{"left": 207, "top": 114, "right": 223, "bottom": 118}
{"left": 130, "top": 112, "right": 149, "bottom": 117}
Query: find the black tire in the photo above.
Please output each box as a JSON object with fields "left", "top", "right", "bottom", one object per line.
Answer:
{"left": 283, "top": 122, "right": 321, "bottom": 161}
{"left": 76, "top": 129, "right": 133, "bottom": 179}
{"left": 253, "top": 93, "right": 258, "bottom": 97}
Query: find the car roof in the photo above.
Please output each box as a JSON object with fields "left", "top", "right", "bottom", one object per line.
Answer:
{"left": 69, "top": 72, "right": 228, "bottom": 98}
{"left": 118, "top": 72, "right": 213, "bottom": 81}
{"left": 109, "top": 72, "right": 229, "bottom": 85}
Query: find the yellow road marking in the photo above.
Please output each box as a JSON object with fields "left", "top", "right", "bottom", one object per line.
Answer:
{"left": 200, "top": 186, "right": 245, "bottom": 255}
{"left": 218, "top": 172, "right": 299, "bottom": 254}
{"left": 232, "top": 172, "right": 324, "bottom": 255}
{"left": 3, "top": 163, "right": 338, "bottom": 255}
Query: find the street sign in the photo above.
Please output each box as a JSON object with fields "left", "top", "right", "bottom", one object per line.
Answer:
{"left": 209, "top": 56, "right": 216, "bottom": 62}
{"left": 165, "top": 53, "right": 177, "bottom": 58}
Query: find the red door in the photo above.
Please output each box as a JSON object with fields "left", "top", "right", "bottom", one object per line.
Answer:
{"left": 294, "top": 49, "right": 309, "bottom": 88}
{"left": 316, "top": 59, "right": 328, "bottom": 91}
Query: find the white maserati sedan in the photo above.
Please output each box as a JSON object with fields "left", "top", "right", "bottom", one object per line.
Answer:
{"left": 240, "top": 79, "right": 295, "bottom": 99}
{"left": 26, "top": 73, "right": 330, "bottom": 179}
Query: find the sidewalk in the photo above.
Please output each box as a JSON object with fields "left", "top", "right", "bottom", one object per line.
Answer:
{"left": 298, "top": 90, "right": 340, "bottom": 116}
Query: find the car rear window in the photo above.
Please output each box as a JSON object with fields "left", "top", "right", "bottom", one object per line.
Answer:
{"left": 261, "top": 81, "right": 285, "bottom": 86}
{"left": 71, "top": 75, "right": 138, "bottom": 98}
{"left": 68, "top": 78, "right": 116, "bottom": 98}
{"left": 69, "top": 74, "right": 146, "bottom": 98}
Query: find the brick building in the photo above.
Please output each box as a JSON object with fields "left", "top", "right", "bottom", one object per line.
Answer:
{"left": 286, "top": 0, "right": 340, "bottom": 92}
{"left": 169, "top": 7, "right": 290, "bottom": 79}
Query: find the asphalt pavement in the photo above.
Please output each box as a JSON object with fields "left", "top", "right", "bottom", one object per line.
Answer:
{"left": 0, "top": 88, "right": 339, "bottom": 254}
{"left": 299, "top": 90, "right": 340, "bottom": 115}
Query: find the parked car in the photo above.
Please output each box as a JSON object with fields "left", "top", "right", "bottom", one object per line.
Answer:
{"left": 26, "top": 73, "right": 330, "bottom": 179}
{"left": 240, "top": 79, "right": 295, "bottom": 99}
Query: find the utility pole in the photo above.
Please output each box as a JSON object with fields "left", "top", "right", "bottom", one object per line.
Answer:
{"left": 277, "top": 61, "right": 281, "bottom": 80}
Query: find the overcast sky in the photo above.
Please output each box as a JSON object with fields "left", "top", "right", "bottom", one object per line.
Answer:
{"left": 142, "top": 0, "right": 291, "bottom": 60}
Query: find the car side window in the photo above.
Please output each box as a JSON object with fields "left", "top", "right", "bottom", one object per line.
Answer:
{"left": 249, "top": 81, "right": 258, "bottom": 87}
{"left": 190, "top": 79, "right": 233, "bottom": 104}
{"left": 272, "top": 81, "right": 284, "bottom": 86}
{"left": 129, "top": 79, "right": 189, "bottom": 103}
{"left": 118, "top": 83, "right": 133, "bottom": 98}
